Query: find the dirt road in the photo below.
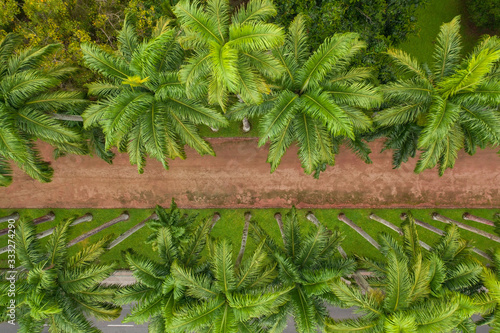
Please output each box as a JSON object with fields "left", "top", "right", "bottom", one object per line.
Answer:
{"left": 1, "top": 138, "right": 499, "bottom": 208}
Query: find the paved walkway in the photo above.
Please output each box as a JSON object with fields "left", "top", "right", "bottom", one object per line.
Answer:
{"left": 0, "top": 138, "right": 499, "bottom": 208}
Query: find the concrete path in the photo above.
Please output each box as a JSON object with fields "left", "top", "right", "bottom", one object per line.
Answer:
{"left": 0, "top": 138, "right": 499, "bottom": 208}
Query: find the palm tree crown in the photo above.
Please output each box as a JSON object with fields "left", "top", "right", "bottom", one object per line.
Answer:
{"left": 174, "top": 0, "right": 285, "bottom": 111}
{"left": 81, "top": 17, "right": 228, "bottom": 173}
{"left": 230, "top": 15, "right": 382, "bottom": 176}
{"left": 0, "top": 33, "right": 88, "bottom": 186}
{"left": 169, "top": 237, "right": 290, "bottom": 332}
{"left": 251, "top": 208, "right": 356, "bottom": 333}
{"left": 376, "top": 16, "right": 500, "bottom": 175}
{"left": 327, "top": 213, "right": 485, "bottom": 332}
{"left": 114, "top": 202, "right": 212, "bottom": 331}
{"left": 0, "top": 218, "right": 120, "bottom": 332}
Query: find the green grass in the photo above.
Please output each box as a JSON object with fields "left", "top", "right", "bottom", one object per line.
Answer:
{"left": 199, "top": 117, "right": 260, "bottom": 138}
{"left": 399, "top": 0, "right": 483, "bottom": 64}
{"left": 1, "top": 208, "right": 498, "bottom": 269}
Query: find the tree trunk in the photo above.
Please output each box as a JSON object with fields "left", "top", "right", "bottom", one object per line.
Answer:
{"left": 306, "top": 212, "right": 321, "bottom": 227}
{"left": 67, "top": 212, "right": 129, "bottom": 247}
{"left": 242, "top": 117, "right": 251, "bottom": 133}
{"left": 462, "top": 213, "right": 495, "bottom": 227}
{"left": 0, "top": 212, "right": 55, "bottom": 236}
{"left": 431, "top": 212, "right": 500, "bottom": 243}
{"left": 0, "top": 213, "right": 93, "bottom": 254}
{"left": 71, "top": 213, "right": 93, "bottom": 226}
{"left": 370, "top": 213, "right": 432, "bottom": 251}
{"left": 235, "top": 212, "right": 252, "bottom": 269}
{"left": 0, "top": 212, "right": 19, "bottom": 223}
{"left": 50, "top": 113, "right": 84, "bottom": 122}
{"left": 274, "top": 212, "right": 285, "bottom": 243}
{"left": 210, "top": 212, "right": 221, "bottom": 232}
{"left": 338, "top": 213, "right": 381, "bottom": 250}
{"left": 400, "top": 213, "right": 445, "bottom": 236}
{"left": 107, "top": 213, "right": 158, "bottom": 249}
{"left": 401, "top": 213, "right": 491, "bottom": 261}
{"left": 33, "top": 211, "right": 56, "bottom": 225}
{"left": 308, "top": 212, "right": 372, "bottom": 292}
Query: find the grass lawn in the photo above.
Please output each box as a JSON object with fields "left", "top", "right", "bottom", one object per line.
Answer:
{"left": 399, "top": 0, "right": 490, "bottom": 64}
{"left": 1, "top": 207, "right": 498, "bottom": 269}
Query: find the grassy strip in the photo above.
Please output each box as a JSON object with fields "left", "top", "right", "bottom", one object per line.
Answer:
{"left": 1, "top": 208, "right": 498, "bottom": 268}
{"left": 199, "top": 118, "right": 260, "bottom": 138}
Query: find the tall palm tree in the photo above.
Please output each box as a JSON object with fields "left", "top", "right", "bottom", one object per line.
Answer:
{"left": 326, "top": 213, "right": 485, "bottom": 332}
{"left": 250, "top": 208, "right": 356, "bottom": 333}
{"left": 229, "top": 15, "right": 382, "bottom": 177}
{"left": 0, "top": 33, "right": 88, "bottom": 186}
{"left": 375, "top": 16, "right": 500, "bottom": 175}
{"left": 169, "top": 238, "right": 291, "bottom": 332}
{"left": 0, "top": 218, "right": 120, "bottom": 332}
{"left": 174, "top": 0, "right": 285, "bottom": 111}
{"left": 81, "top": 17, "right": 228, "bottom": 173}
{"left": 114, "top": 201, "right": 212, "bottom": 332}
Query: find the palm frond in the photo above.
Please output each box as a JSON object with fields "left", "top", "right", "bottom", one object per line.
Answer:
{"left": 81, "top": 43, "right": 132, "bottom": 81}
{"left": 433, "top": 16, "right": 462, "bottom": 81}
{"left": 232, "top": 0, "right": 276, "bottom": 25}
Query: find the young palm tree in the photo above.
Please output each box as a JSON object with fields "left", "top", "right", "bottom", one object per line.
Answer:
{"left": 326, "top": 213, "right": 485, "bottom": 332}
{"left": 229, "top": 15, "right": 382, "bottom": 177}
{"left": 174, "top": 0, "right": 285, "bottom": 111}
{"left": 375, "top": 16, "right": 500, "bottom": 175}
{"left": 0, "top": 218, "right": 120, "bottom": 332}
{"left": 169, "top": 238, "right": 291, "bottom": 332}
{"left": 81, "top": 17, "right": 228, "bottom": 173}
{"left": 250, "top": 208, "right": 356, "bottom": 333}
{"left": 0, "top": 33, "right": 88, "bottom": 186}
{"left": 114, "top": 202, "right": 212, "bottom": 331}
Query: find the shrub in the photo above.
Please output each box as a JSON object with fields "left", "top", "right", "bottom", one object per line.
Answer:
{"left": 467, "top": 0, "right": 500, "bottom": 31}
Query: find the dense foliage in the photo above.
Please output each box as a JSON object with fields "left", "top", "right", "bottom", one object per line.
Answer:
{"left": 271, "top": 0, "right": 427, "bottom": 50}
{"left": 467, "top": 0, "right": 500, "bottom": 32}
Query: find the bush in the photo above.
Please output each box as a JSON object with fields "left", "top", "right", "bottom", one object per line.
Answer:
{"left": 272, "top": 0, "right": 428, "bottom": 81}
{"left": 467, "top": 0, "right": 500, "bottom": 31}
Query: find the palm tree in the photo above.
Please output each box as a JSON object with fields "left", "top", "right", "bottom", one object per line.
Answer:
{"left": 174, "top": 0, "right": 285, "bottom": 111}
{"left": 0, "top": 33, "right": 88, "bottom": 186}
{"left": 250, "top": 208, "right": 356, "bottom": 333}
{"left": 326, "top": 213, "right": 485, "bottom": 332}
{"left": 229, "top": 15, "right": 382, "bottom": 177}
{"left": 375, "top": 16, "right": 500, "bottom": 175}
{"left": 169, "top": 238, "right": 291, "bottom": 332}
{"left": 81, "top": 16, "right": 228, "bottom": 173}
{"left": 0, "top": 218, "right": 120, "bottom": 332}
{"left": 113, "top": 201, "right": 212, "bottom": 331}
{"left": 475, "top": 248, "right": 500, "bottom": 330}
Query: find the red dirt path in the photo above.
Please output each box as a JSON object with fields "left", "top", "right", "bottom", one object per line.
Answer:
{"left": 0, "top": 138, "right": 499, "bottom": 208}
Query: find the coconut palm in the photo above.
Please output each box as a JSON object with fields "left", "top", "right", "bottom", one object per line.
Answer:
{"left": 114, "top": 201, "right": 212, "bottom": 331}
{"left": 0, "top": 218, "right": 120, "bottom": 332}
{"left": 229, "top": 15, "right": 382, "bottom": 177}
{"left": 174, "top": 0, "right": 285, "bottom": 111}
{"left": 81, "top": 16, "right": 228, "bottom": 173}
{"left": 375, "top": 16, "right": 500, "bottom": 175}
{"left": 327, "top": 213, "right": 484, "bottom": 332}
{"left": 250, "top": 208, "right": 356, "bottom": 333}
{"left": 0, "top": 33, "right": 88, "bottom": 186}
{"left": 168, "top": 237, "right": 291, "bottom": 332}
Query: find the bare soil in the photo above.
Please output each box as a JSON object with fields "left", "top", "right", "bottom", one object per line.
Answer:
{"left": 0, "top": 138, "right": 499, "bottom": 208}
